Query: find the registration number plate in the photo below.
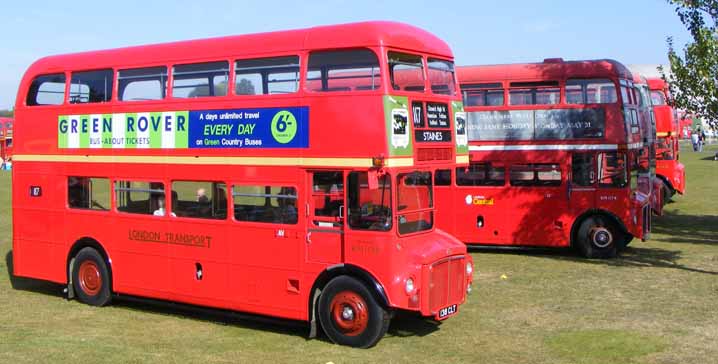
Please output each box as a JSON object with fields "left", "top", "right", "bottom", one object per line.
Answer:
{"left": 437, "top": 304, "right": 457, "bottom": 320}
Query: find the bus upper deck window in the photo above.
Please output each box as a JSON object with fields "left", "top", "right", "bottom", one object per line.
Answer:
{"left": 118, "top": 67, "right": 168, "bottom": 102}
{"left": 26, "top": 74, "right": 66, "bottom": 106}
{"left": 306, "top": 49, "right": 381, "bottom": 92}
{"left": 172, "top": 61, "right": 229, "bottom": 98}
{"left": 427, "top": 58, "right": 456, "bottom": 95}
{"left": 508, "top": 81, "right": 559, "bottom": 105}
{"left": 650, "top": 90, "right": 666, "bottom": 106}
{"left": 69, "top": 70, "right": 113, "bottom": 104}
{"left": 235, "top": 56, "right": 300, "bottom": 95}
{"left": 566, "top": 79, "right": 617, "bottom": 104}
{"left": 388, "top": 52, "right": 424, "bottom": 92}
{"left": 462, "top": 83, "right": 504, "bottom": 106}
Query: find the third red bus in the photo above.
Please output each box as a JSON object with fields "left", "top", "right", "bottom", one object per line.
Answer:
{"left": 434, "top": 58, "right": 651, "bottom": 258}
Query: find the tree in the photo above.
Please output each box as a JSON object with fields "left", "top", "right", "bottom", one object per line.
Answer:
{"left": 0, "top": 109, "right": 13, "bottom": 117}
{"left": 663, "top": 0, "right": 718, "bottom": 129}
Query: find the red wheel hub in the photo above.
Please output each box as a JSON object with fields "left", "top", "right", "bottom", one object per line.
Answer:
{"left": 329, "top": 290, "right": 369, "bottom": 336}
{"left": 78, "top": 261, "right": 101, "bottom": 296}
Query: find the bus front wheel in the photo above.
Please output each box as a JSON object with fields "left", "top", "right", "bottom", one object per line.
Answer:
{"left": 576, "top": 216, "right": 621, "bottom": 259}
{"left": 72, "top": 247, "right": 111, "bottom": 306}
{"left": 318, "top": 275, "right": 390, "bottom": 348}
{"left": 662, "top": 181, "right": 674, "bottom": 205}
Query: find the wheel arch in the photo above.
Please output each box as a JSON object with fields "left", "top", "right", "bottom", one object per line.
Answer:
{"left": 570, "top": 209, "right": 628, "bottom": 248}
{"left": 656, "top": 173, "right": 675, "bottom": 193}
{"left": 306, "top": 264, "right": 389, "bottom": 338}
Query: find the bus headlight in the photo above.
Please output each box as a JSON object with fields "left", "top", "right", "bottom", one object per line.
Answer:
{"left": 466, "top": 262, "right": 473, "bottom": 276}
{"left": 404, "top": 277, "right": 415, "bottom": 295}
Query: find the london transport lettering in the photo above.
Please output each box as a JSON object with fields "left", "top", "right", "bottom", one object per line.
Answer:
{"left": 57, "top": 107, "right": 309, "bottom": 149}
{"left": 128, "top": 229, "right": 213, "bottom": 248}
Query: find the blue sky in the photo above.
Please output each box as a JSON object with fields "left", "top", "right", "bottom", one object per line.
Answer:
{"left": 0, "top": 0, "right": 690, "bottom": 110}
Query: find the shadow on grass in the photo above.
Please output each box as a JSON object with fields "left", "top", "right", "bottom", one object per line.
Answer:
{"left": 569, "top": 246, "right": 718, "bottom": 275}
{"left": 651, "top": 211, "right": 718, "bottom": 246}
{"left": 5, "top": 250, "right": 440, "bottom": 342}
{"left": 387, "top": 311, "right": 440, "bottom": 338}
{"left": 5, "top": 251, "right": 64, "bottom": 296}
{"left": 468, "top": 245, "right": 718, "bottom": 276}
{"left": 113, "top": 295, "right": 314, "bottom": 342}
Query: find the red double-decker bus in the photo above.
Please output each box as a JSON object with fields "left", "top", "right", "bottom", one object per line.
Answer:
{"left": 632, "top": 74, "right": 664, "bottom": 215}
{"left": 647, "top": 78, "right": 686, "bottom": 199}
{"left": 0, "top": 117, "right": 12, "bottom": 168}
{"left": 434, "top": 58, "right": 651, "bottom": 258}
{"left": 11, "top": 21, "right": 473, "bottom": 348}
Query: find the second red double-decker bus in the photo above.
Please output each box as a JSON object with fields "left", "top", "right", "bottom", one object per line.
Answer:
{"left": 0, "top": 117, "right": 12, "bottom": 168}
{"left": 11, "top": 21, "right": 473, "bottom": 348}
{"left": 434, "top": 58, "right": 651, "bottom": 258}
{"left": 632, "top": 74, "right": 664, "bottom": 215}
{"left": 647, "top": 78, "right": 686, "bottom": 199}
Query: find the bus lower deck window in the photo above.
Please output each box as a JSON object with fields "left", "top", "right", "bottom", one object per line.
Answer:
{"left": 434, "top": 169, "right": 452, "bottom": 186}
{"left": 115, "top": 181, "right": 166, "bottom": 215}
{"left": 171, "top": 181, "right": 227, "bottom": 219}
{"left": 456, "top": 163, "right": 505, "bottom": 186}
{"left": 233, "top": 185, "right": 297, "bottom": 224}
{"left": 68, "top": 177, "right": 110, "bottom": 210}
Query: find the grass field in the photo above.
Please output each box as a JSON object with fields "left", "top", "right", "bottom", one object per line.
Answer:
{"left": 1, "top": 143, "right": 716, "bottom": 364}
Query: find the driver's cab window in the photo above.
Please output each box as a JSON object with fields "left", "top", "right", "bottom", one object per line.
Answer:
{"left": 347, "top": 171, "right": 392, "bottom": 231}
{"left": 571, "top": 153, "right": 595, "bottom": 187}
{"left": 598, "top": 152, "right": 628, "bottom": 188}
{"left": 311, "top": 171, "right": 344, "bottom": 227}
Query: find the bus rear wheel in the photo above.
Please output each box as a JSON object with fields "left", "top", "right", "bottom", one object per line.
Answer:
{"left": 318, "top": 275, "right": 390, "bottom": 348}
{"left": 576, "top": 215, "right": 621, "bottom": 259}
{"left": 72, "top": 247, "right": 111, "bottom": 306}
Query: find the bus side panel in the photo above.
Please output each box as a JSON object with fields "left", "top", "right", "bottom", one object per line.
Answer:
{"left": 12, "top": 163, "right": 66, "bottom": 283}
{"left": 433, "top": 185, "right": 455, "bottom": 238}
{"left": 509, "top": 187, "right": 569, "bottom": 247}
{"left": 226, "top": 223, "right": 305, "bottom": 320}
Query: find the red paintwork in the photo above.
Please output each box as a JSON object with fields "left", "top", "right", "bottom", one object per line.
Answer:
{"left": 434, "top": 59, "right": 651, "bottom": 249}
{"left": 646, "top": 78, "right": 686, "bottom": 195}
{"left": 11, "top": 21, "right": 472, "bottom": 332}
{"left": 632, "top": 75, "right": 662, "bottom": 215}
{"left": 0, "top": 117, "right": 12, "bottom": 163}
{"left": 78, "top": 260, "right": 102, "bottom": 296}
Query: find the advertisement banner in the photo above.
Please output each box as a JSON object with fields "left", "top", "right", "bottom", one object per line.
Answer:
{"left": 57, "top": 107, "right": 309, "bottom": 149}
{"left": 467, "top": 108, "right": 606, "bottom": 141}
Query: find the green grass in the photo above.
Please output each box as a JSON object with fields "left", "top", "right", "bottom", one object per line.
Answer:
{"left": 1, "top": 142, "right": 717, "bottom": 363}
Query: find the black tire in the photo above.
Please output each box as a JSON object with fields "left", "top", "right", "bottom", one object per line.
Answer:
{"left": 575, "top": 215, "right": 622, "bottom": 259}
{"left": 72, "top": 247, "right": 111, "bottom": 306}
{"left": 318, "top": 275, "right": 390, "bottom": 348}
{"left": 618, "top": 233, "right": 634, "bottom": 250}
{"left": 662, "top": 181, "right": 673, "bottom": 205}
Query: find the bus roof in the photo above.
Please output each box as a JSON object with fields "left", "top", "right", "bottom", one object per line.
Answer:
{"left": 22, "top": 21, "right": 453, "bottom": 76}
{"left": 646, "top": 78, "right": 667, "bottom": 91}
{"left": 457, "top": 58, "right": 634, "bottom": 84}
